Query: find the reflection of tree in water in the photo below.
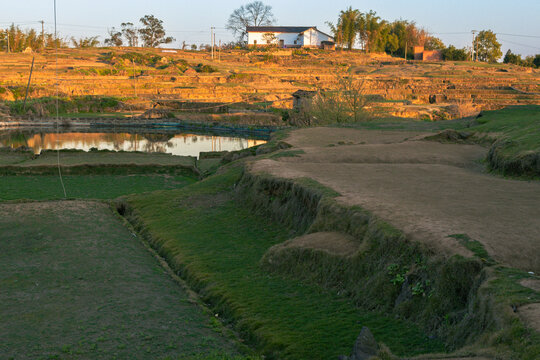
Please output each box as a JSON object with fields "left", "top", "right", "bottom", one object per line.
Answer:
{"left": 0, "top": 130, "right": 266, "bottom": 155}
{"left": 101, "top": 133, "right": 132, "bottom": 151}
{"left": 141, "top": 133, "right": 175, "bottom": 143}
{"left": 140, "top": 133, "right": 175, "bottom": 154}
{"left": 142, "top": 141, "right": 170, "bottom": 154}
{"left": 0, "top": 131, "right": 30, "bottom": 148}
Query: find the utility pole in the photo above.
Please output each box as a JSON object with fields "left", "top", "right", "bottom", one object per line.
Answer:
{"left": 219, "top": 39, "right": 221, "bottom": 62}
{"left": 6, "top": 29, "right": 10, "bottom": 53}
{"left": 210, "top": 27, "right": 215, "bottom": 60}
{"left": 404, "top": 40, "right": 408, "bottom": 61}
{"left": 40, "top": 20, "right": 45, "bottom": 49}
{"left": 23, "top": 57, "right": 36, "bottom": 111}
{"left": 132, "top": 59, "right": 137, "bottom": 98}
{"left": 471, "top": 30, "right": 478, "bottom": 62}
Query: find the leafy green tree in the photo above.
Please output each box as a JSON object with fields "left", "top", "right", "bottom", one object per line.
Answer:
{"left": 442, "top": 45, "right": 470, "bottom": 61}
{"left": 534, "top": 55, "right": 540, "bottom": 68}
{"left": 0, "top": 24, "right": 65, "bottom": 52}
{"left": 226, "top": 1, "right": 275, "bottom": 43}
{"left": 121, "top": 22, "right": 139, "bottom": 47}
{"left": 327, "top": 7, "right": 362, "bottom": 50}
{"left": 105, "top": 27, "right": 123, "bottom": 47}
{"left": 425, "top": 36, "right": 445, "bottom": 50}
{"left": 503, "top": 49, "right": 522, "bottom": 65}
{"left": 513, "top": 54, "right": 540, "bottom": 68}
{"left": 138, "top": 15, "right": 174, "bottom": 48}
{"left": 369, "top": 22, "right": 390, "bottom": 53}
{"left": 385, "top": 33, "right": 399, "bottom": 54}
{"left": 71, "top": 36, "right": 100, "bottom": 48}
{"left": 360, "top": 11, "right": 388, "bottom": 52}
{"left": 475, "top": 30, "right": 502, "bottom": 62}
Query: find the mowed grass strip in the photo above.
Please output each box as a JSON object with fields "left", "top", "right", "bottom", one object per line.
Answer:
{"left": 0, "top": 201, "right": 238, "bottom": 359}
{"left": 17, "top": 151, "right": 196, "bottom": 167}
{"left": 126, "top": 167, "right": 445, "bottom": 359}
{"left": 0, "top": 174, "right": 196, "bottom": 200}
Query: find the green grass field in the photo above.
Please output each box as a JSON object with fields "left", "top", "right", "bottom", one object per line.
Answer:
{"left": 471, "top": 105, "right": 540, "bottom": 155}
{"left": 0, "top": 201, "right": 239, "bottom": 359}
{"left": 3, "top": 150, "right": 196, "bottom": 167}
{"left": 0, "top": 174, "right": 196, "bottom": 201}
{"left": 125, "top": 167, "right": 445, "bottom": 359}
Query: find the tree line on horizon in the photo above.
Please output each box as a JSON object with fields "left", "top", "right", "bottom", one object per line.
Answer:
{"left": 0, "top": 15, "right": 175, "bottom": 52}
{"left": 1, "top": 2, "right": 539, "bottom": 68}
{"left": 326, "top": 6, "right": 507, "bottom": 63}
{"left": 225, "top": 1, "right": 539, "bottom": 67}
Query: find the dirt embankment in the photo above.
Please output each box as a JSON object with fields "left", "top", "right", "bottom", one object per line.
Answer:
{"left": 228, "top": 128, "right": 540, "bottom": 357}
{"left": 251, "top": 127, "right": 540, "bottom": 273}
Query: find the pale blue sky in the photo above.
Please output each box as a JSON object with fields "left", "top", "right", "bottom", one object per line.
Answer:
{"left": 2, "top": 0, "right": 540, "bottom": 56}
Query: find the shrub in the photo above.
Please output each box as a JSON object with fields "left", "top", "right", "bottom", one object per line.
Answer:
{"left": 195, "top": 63, "right": 218, "bottom": 73}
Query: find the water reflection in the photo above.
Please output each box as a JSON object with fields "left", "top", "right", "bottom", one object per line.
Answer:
{"left": 0, "top": 131, "right": 267, "bottom": 158}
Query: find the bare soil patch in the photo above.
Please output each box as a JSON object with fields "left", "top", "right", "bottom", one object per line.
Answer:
{"left": 251, "top": 127, "right": 540, "bottom": 272}
{"left": 268, "top": 231, "right": 360, "bottom": 257}
{"left": 520, "top": 279, "right": 540, "bottom": 292}
{"left": 281, "top": 141, "right": 486, "bottom": 169}
{"left": 285, "top": 127, "right": 427, "bottom": 147}
{"left": 519, "top": 303, "right": 540, "bottom": 333}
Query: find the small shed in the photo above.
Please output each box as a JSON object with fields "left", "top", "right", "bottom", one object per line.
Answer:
{"left": 414, "top": 46, "right": 442, "bottom": 61}
{"left": 321, "top": 41, "right": 336, "bottom": 50}
{"left": 292, "top": 90, "right": 317, "bottom": 110}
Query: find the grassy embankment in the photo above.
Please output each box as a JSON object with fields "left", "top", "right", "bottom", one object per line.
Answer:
{"left": 474, "top": 106, "right": 540, "bottom": 177}
{"left": 0, "top": 149, "right": 198, "bottom": 200}
{"left": 122, "top": 164, "right": 539, "bottom": 359}
{"left": 6, "top": 95, "right": 125, "bottom": 116}
{"left": 122, "top": 165, "right": 448, "bottom": 359}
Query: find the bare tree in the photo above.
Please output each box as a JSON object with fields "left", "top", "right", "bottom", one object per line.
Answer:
{"left": 298, "top": 67, "right": 370, "bottom": 125}
{"left": 121, "top": 22, "right": 139, "bottom": 47}
{"left": 226, "top": 1, "right": 275, "bottom": 42}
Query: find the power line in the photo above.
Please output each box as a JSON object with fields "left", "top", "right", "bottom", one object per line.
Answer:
{"left": 0, "top": 21, "right": 41, "bottom": 26}
{"left": 431, "top": 32, "right": 470, "bottom": 35}
{"left": 499, "top": 38, "right": 540, "bottom": 50}
{"left": 496, "top": 32, "right": 540, "bottom": 39}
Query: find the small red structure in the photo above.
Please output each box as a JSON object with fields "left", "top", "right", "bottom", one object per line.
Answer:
{"left": 414, "top": 46, "right": 442, "bottom": 61}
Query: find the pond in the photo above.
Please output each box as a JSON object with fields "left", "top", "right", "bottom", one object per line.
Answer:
{"left": 0, "top": 130, "right": 267, "bottom": 158}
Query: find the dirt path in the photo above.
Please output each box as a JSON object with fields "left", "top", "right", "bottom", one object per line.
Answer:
{"left": 252, "top": 127, "right": 540, "bottom": 273}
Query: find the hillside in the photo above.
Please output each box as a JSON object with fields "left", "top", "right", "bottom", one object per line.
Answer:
{"left": 1, "top": 47, "right": 539, "bottom": 121}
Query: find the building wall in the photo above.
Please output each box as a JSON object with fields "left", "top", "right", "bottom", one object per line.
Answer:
{"left": 247, "top": 29, "right": 333, "bottom": 47}
{"left": 414, "top": 46, "right": 424, "bottom": 60}
{"left": 248, "top": 32, "right": 301, "bottom": 47}
{"left": 423, "top": 50, "right": 443, "bottom": 61}
{"left": 302, "top": 28, "right": 333, "bottom": 47}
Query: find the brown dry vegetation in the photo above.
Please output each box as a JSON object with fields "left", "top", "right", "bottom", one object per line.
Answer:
{"left": 0, "top": 47, "right": 538, "bottom": 120}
